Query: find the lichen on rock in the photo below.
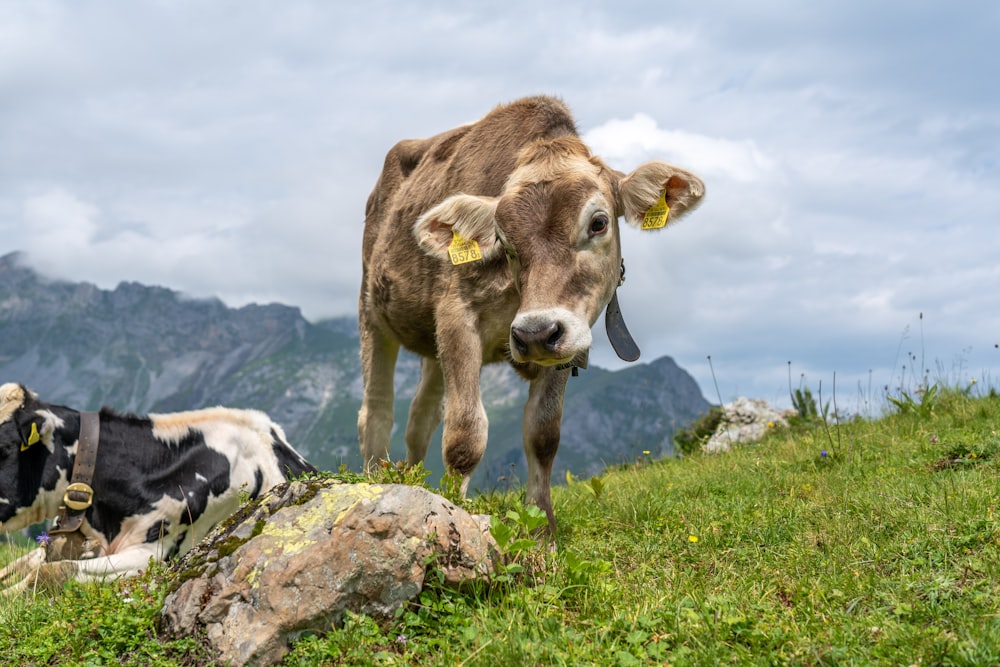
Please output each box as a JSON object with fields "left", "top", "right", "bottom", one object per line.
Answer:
{"left": 160, "top": 479, "right": 498, "bottom": 667}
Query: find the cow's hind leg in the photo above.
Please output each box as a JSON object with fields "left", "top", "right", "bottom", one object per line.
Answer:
{"left": 405, "top": 357, "right": 444, "bottom": 466}
{"left": 523, "top": 367, "right": 571, "bottom": 535}
{"left": 359, "top": 325, "right": 400, "bottom": 471}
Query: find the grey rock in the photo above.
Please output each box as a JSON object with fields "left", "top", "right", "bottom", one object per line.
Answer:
{"left": 160, "top": 480, "right": 498, "bottom": 667}
{"left": 704, "top": 397, "right": 791, "bottom": 453}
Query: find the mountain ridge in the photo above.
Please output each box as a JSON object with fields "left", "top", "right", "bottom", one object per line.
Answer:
{"left": 0, "top": 251, "right": 709, "bottom": 488}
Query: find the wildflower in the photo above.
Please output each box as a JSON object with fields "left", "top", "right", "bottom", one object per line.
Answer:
{"left": 688, "top": 535, "right": 699, "bottom": 543}
{"left": 767, "top": 422, "right": 775, "bottom": 428}
{"left": 820, "top": 450, "right": 828, "bottom": 458}
{"left": 929, "top": 435, "right": 938, "bottom": 444}
{"left": 396, "top": 634, "right": 408, "bottom": 645}
{"left": 642, "top": 450, "right": 651, "bottom": 456}
{"left": 35, "top": 532, "right": 51, "bottom": 547}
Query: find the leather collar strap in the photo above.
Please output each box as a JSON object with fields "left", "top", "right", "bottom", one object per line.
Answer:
{"left": 49, "top": 411, "right": 100, "bottom": 536}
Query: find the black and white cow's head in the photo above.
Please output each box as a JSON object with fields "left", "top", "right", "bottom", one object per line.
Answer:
{"left": 0, "top": 383, "right": 73, "bottom": 532}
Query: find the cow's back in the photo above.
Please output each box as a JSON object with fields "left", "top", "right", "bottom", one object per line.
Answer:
{"left": 361, "top": 96, "right": 579, "bottom": 355}
{"left": 366, "top": 96, "right": 577, "bottom": 228}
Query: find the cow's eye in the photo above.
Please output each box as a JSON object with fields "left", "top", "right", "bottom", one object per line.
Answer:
{"left": 589, "top": 214, "right": 609, "bottom": 237}
{"left": 497, "top": 234, "right": 516, "bottom": 260}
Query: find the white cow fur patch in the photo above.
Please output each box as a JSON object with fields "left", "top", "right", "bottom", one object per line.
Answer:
{"left": 0, "top": 383, "right": 29, "bottom": 425}
{"left": 150, "top": 408, "right": 294, "bottom": 486}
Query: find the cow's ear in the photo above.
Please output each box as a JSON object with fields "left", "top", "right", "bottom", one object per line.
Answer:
{"left": 616, "top": 162, "right": 705, "bottom": 230}
{"left": 15, "top": 412, "right": 55, "bottom": 454}
{"left": 17, "top": 414, "right": 52, "bottom": 452}
{"left": 413, "top": 194, "right": 504, "bottom": 263}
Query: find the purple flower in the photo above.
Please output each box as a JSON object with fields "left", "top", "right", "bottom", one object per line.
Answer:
{"left": 35, "top": 532, "right": 51, "bottom": 547}
{"left": 820, "top": 450, "right": 828, "bottom": 458}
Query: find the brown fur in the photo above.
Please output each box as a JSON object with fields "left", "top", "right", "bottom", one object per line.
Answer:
{"left": 359, "top": 96, "right": 704, "bottom": 532}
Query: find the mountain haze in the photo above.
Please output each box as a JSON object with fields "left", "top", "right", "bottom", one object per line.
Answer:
{"left": 0, "top": 252, "right": 709, "bottom": 489}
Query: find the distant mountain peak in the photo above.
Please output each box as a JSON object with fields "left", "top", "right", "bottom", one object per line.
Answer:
{"left": 1, "top": 257, "right": 709, "bottom": 487}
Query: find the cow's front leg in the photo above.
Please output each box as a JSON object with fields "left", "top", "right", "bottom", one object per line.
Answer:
{"left": 405, "top": 357, "right": 444, "bottom": 466}
{"left": 6, "top": 560, "right": 78, "bottom": 594}
{"left": 523, "top": 367, "right": 571, "bottom": 535}
{"left": 0, "top": 547, "right": 46, "bottom": 594}
{"left": 358, "top": 324, "right": 401, "bottom": 471}
{"left": 438, "top": 329, "right": 487, "bottom": 497}
{"left": 68, "top": 545, "right": 159, "bottom": 582}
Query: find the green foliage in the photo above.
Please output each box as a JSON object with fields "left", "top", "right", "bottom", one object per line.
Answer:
{"left": 888, "top": 383, "right": 940, "bottom": 418}
{"left": 437, "top": 469, "right": 465, "bottom": 505}
{"left": 488, "top": 505, "right": 549, "bottom": 584}
{"left": 327, "top": 462, "right": 370, "bottom": 484}
{"left": 567, "top": 470, "right": 608, "bottom": 498}
{"left": 792, "top": 386, "right": 818, "bottom": 420}
{"left": 789, "top": 385, "right": 831, "bottom": 425}
{"left": 0, "top": 563, "right": 209, "bottom": 665}
{"left": 365, "top": 459, "right": 434, "bottom": 487}
{"left": 586, "top": 475, "right": 605, "bottom": 498}
{"left": 672, "top": 405, "right": 724, "bottom": 456}
{"left": 6, "top": 390, "right": 1000, "bottom": 665}
{"left": 930, "top": 433, "right": 1000, "bottom": 470}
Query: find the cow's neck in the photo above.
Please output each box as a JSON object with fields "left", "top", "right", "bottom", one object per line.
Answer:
{"left": 37, "top": 411, "right": 86, "bottom": 527}
{"left": 44, "top": 452, "right": 78, "bottom": 519}
{"left": 2, "top": 462, "right": 72, "bottom": 533}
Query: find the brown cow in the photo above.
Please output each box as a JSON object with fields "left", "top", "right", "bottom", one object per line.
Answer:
{"left": 359, "top": 96, "right": 704, "bottom": 532}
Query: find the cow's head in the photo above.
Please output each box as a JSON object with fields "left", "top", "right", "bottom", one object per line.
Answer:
{"left": 0, "top": 383, "right": 64, "bottom": 530}
{"left": 413, "top": 135, "right": 704, "bottom": 367}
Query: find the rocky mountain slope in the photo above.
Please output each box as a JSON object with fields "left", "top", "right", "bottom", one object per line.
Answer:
{"left": 0, "top": 252, "right": 709, "bottom": 488}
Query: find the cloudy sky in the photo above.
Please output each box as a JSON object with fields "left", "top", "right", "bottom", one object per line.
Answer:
{"left": 3, "top": 1, "right": 998, "bottom": 409}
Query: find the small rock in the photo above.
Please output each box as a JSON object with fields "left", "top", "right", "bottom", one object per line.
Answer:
{"left": 704, "top": 397, "right": 790, "bottom": 453}
{"left": 160, "top": 479, "right": 498, "bottom": 667}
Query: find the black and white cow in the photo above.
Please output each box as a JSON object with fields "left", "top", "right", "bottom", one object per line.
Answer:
{"left": 0, "top": 382, "right": 315, "bottom": 592}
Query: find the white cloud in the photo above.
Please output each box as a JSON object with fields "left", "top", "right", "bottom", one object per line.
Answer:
{"left": 585, "top": 114, "right": 776, "bottom": 184}
{"left": 23, "top": 189, "right": 100, "bottom": 249}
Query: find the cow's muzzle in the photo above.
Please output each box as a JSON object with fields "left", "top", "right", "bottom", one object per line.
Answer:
{"left": 510, "top": 321, "right": 563, "bottom": 358}
{"left": 509, "top": 308, "right": 592, "bottom": 366}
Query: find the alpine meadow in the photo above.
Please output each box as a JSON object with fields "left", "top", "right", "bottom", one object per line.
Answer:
{"left": 3, "top": 379, "right": 1000, "bottom": 665}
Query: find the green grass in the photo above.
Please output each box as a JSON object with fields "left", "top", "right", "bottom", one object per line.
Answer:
{"left": 3, "top": 388, "right": 1000, "bottom": 665}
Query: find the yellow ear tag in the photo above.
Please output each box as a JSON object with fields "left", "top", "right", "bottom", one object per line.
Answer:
{"left": 641, "top": 189, "right": 670, "bottom": 230}
{"left": 448, "top": 230, "right": 484, "bottom": 265}
{"left": 21, "top": 423, "right": 41, "bottom": 451}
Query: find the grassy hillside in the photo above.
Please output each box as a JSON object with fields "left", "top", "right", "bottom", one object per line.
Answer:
{"left": 3, "top": 386, "right": 1000, "bottom": 666}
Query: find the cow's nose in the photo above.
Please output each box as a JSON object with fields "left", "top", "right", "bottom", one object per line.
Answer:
{"left": 511, "top": 321, "right": 564, "bottom": 357}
